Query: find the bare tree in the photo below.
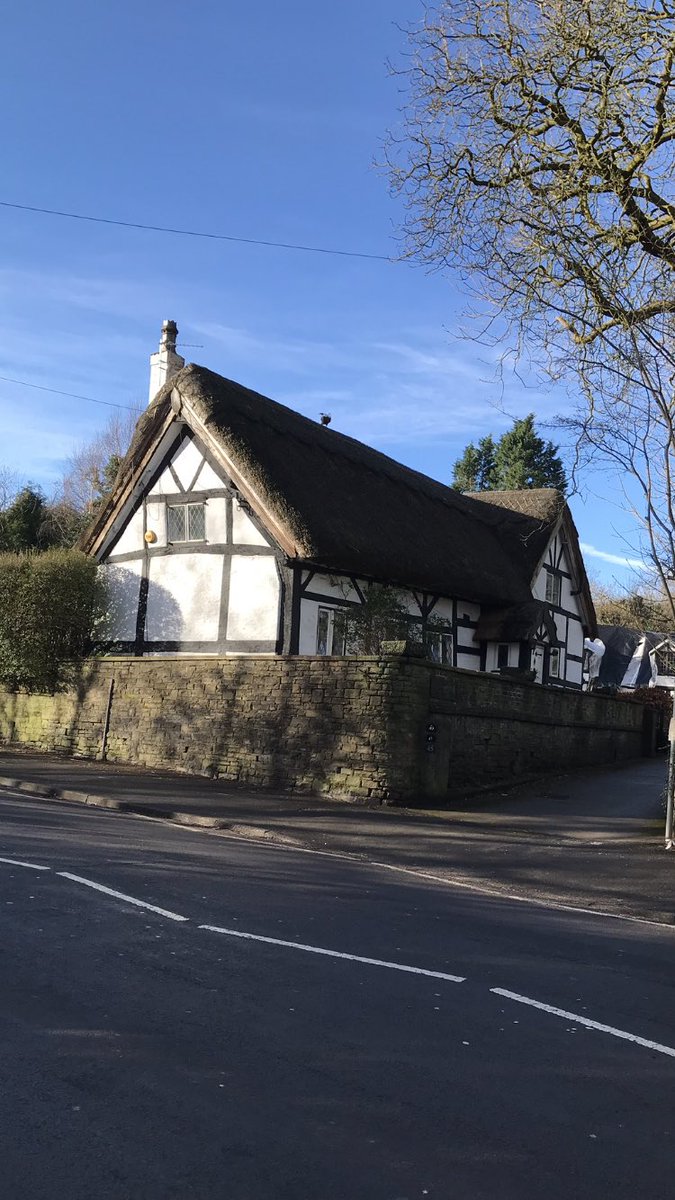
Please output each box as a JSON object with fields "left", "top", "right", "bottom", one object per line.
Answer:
{"left": 386, "top": 0, "right": 675, "bottom": 614}
{"left": 592, "top": 579, "right": 673, "bottom": 630}
{"left": 0, "top": 468, "right": 24, "bottom": 511}
{"left": 59, "top": 408, "right": 140, "bottom": 513}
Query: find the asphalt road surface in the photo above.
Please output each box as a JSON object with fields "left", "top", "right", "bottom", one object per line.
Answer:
{"left": 1, "top": 789, "right": 674, "bottom": 1200}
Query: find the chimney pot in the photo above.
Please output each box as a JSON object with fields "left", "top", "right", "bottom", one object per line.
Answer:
{"left": 149, "top": 318, "right": 185, "bottom": 405}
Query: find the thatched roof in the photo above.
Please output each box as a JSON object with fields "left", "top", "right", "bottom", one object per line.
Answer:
{"left": 465, "top": 489, "right": 565, "bottom": 580}
{"left": 83, "top": 365, "right": 583, "bottom": 609}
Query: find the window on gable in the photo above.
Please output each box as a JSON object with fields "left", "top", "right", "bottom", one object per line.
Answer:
{"left": 167, "top": 502, "right": 206, "bottom": 544}
{"left": 656, "top": 645, "right": 675, "bottom": 676}
{"left": 545, "top": 570, "right": 561, "bottom": 607}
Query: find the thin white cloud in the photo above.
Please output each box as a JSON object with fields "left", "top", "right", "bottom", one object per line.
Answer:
{"left": 580, "top": 543, "right": 643, "bottom": 570}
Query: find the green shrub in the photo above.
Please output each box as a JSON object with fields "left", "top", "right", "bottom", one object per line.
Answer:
{"left": 0, "top": 549, "right": 102, "bottom": 691}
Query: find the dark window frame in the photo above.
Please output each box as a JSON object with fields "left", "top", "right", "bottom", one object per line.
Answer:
{"left": 166, "top": 501, "right": 207, "bottom": 544}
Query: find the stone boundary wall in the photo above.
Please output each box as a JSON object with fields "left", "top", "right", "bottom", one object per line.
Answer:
{"left": 0, "top": 654, "right": 647, "bottom": 804}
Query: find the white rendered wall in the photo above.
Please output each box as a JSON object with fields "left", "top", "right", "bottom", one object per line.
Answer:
{"left": 567, "top": 619, "right": 584, "bottom": 658}
{"left": 305, "top": 573, "right": 361, "bottom": 603}
{"left": 144, "top": 497, "right": 167, "bottom": 548}
{"left": 566, "top": 658, "right": 583, "bottom": 685}
{"left": 456, "top": 599, "right": 480, "bottom": 622}
{"left": 99, "top": 560, "right": 143, "bottom": 640}
{"left": 146, "top": 554, "right": 223, "bottom": 642}
{"left": 193, "top": 460, "right": 223, "bottom": 490}
{"left": 205, "top": 497, "right": 228, "bottom": 544}
{"left": 227, "top": 556, "right": 280, "bottom": 642}
{"left": 109, "top": 505, "right": 145, "bottom": 557}
{"left": 232, "top": 504, "right": 269, "bottom": 546}
{"left": 429, "top": 597, "right": 454, "bottom": 622}
{"left": 148, "top": 465, "right": 180, "bottom": 497}
{"left": 169, "top": 437, "right": 204, "bottom": 490}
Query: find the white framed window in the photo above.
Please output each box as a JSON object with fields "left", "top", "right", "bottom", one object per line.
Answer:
{"left": 333, "top": 609, "right": 348, "bottom": 654}
{"left": 427, "top": 631, "right": 454, "bottom": 666}
{"left": 545, "top": 570, "right": 561, "bottom": 607}
{"left": 549, "top": 647, "right": 561, "bottom": 679}
{"left": 316, "top": 608, "right": 331, "bottom": 655}
{"left": 316, "top": 607, "right": 348, "bottom": 656}
{"left": 166, "top": 502, "right": 206, "bottom": 544}
{"left": 497, "top": 643, "right": 509, "bottom": 669}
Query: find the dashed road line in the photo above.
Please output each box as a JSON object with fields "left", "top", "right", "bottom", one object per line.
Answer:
{"left": 199, "top": 923, "right": 466, "bottom": 982}
{"left": 57, "top": 871, "right": 189, "bottom": 922}
{"left": 2, "top": 855, "right": 674, "bottom": 1062}
{"left": 491, "top": 987, "right": 675, "bottom": 1059}
{"left": 0, "top": 855, "right": 51, "bottom": 871}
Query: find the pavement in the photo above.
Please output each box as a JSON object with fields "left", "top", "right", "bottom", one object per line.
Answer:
{"left": 0, "top": 791, "right": 674, "bottom": 1200}
{"left": 0, "top": 746, "right": 672, "bottom": 924}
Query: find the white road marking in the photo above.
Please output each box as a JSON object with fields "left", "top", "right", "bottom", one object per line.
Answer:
{"left": 0, "top": 855, "right": 50, "bottom": 871}
{"left": 491, "top": 987, "right": 675, "bottom": 1059}
{"left": 368, "top": 860, "right": 675, "bottom": 931}
{"left": 57, "top": 872, "right": 188, "bottom": 922}
{"left": 3, "top": 785, "right": 673, "bottom": 931}
{"left": 199, "top": 923, "right": 466, "bottom": 982}
{"left": 208, "top": 827, "right": 675, "bottom": 933}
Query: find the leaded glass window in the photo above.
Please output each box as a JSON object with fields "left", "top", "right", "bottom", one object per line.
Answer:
{"left": 167, "top": 502, "right": 206, "bottom": 543}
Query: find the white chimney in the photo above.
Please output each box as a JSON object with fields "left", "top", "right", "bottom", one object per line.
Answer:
{"left": 148, "top": 319, "right": 185, "bottom": 404}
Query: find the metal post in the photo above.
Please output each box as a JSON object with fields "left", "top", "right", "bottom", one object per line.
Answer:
{"left": 665, "top": 689, "right": 675, "bottom": 850}
{"left": 100, "top": 676, "right": 115, "bottom": 762}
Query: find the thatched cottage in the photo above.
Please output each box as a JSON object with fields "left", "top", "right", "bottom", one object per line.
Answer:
{"left": 80, "top": 322, "right": 596, "bottom": 689}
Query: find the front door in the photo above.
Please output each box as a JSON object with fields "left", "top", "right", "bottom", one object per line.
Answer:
{"left": 531, "top": 643, "right": 545, "bottom": 683}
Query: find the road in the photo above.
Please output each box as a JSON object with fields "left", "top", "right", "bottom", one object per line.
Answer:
{"left": 0, "top": 789, "right": 674, "bottom": 1200}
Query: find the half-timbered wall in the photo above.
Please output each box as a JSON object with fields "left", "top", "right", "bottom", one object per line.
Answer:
{"left": 98, "top": 428, "right": 282, "bottom": 655}
{"left": 297, "top": 571, "right": 482, "bottom": 669}
{"left": 97, "top": 428, "right": 589, "bottom": 689}
{"left": 530, "top": 528, "right": 586, "bottom": 688}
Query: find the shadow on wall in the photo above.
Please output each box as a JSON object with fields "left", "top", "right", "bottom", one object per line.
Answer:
{"left": 114, "top": 652, "right": 384, "bottom": 801}
{"left": 96, "top": 564, "right": 184, "bottom": 648}
{"left": 105, "top": 656, "right": 390, "bottom": 801}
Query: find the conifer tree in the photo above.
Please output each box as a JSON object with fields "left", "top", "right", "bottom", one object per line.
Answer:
{"left": 0, "top": 488, "right": 49, "bottom": 552}
{"left": 451, "top": 435, "right": 498, "bottom": 492}
{"left": 452, "top": 415, "right": 567, "bottom": 493}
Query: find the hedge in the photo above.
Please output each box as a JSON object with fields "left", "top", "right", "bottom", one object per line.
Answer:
{"left": 0, "top": 549, "right": 102, "bottom": 691}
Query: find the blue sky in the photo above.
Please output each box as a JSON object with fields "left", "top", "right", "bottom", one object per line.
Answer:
{"left": 0, "top": 0, "right": 643, "bottom": 583}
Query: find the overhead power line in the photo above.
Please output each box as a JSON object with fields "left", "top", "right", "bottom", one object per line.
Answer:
{"left": 0, "top": 374, "right": 138, "bottom": 411}
{"left": 0, "top": 200, "right": 393, "bottom": 262}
